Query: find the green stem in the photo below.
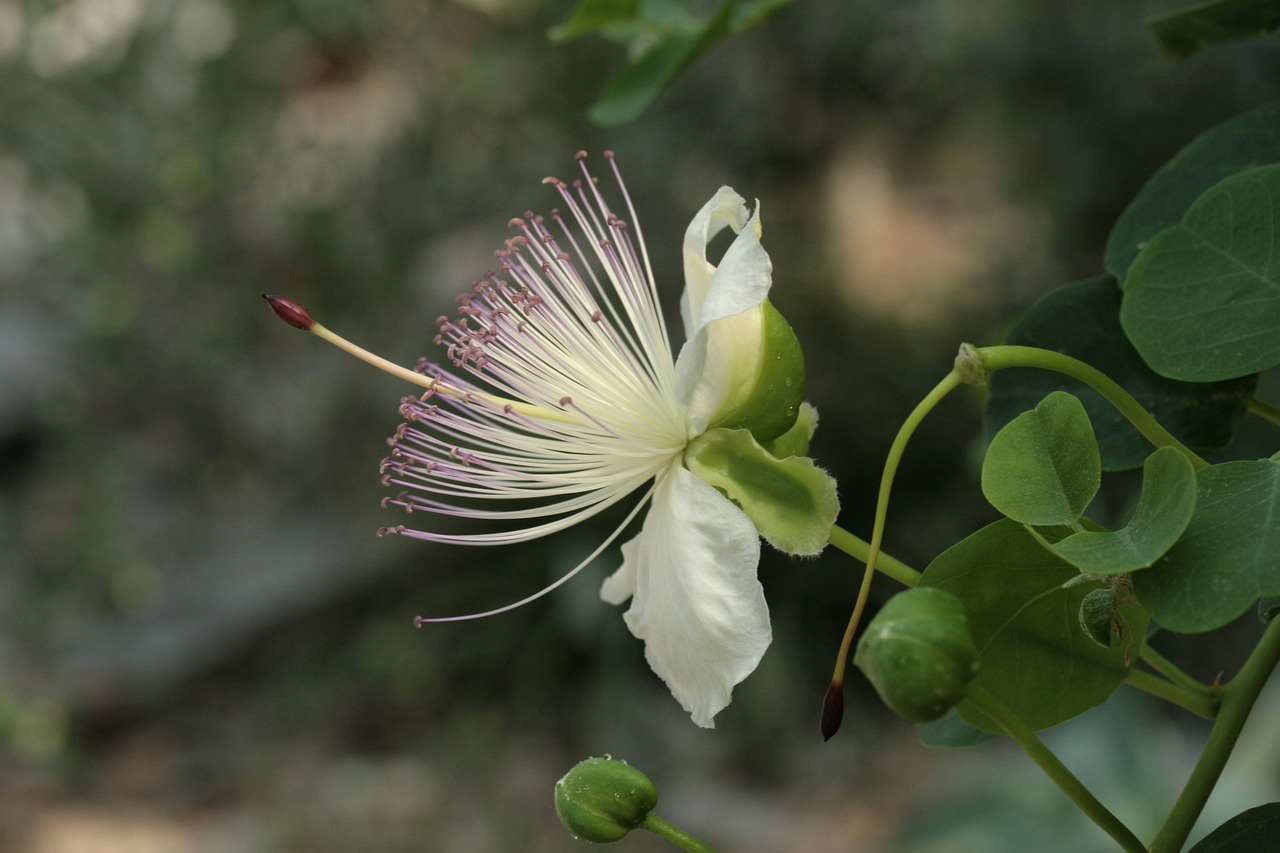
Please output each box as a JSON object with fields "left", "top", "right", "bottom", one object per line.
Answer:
{"left": 963, "top": 686, "right": 1146, "bottom": 853}
{"left": 1125, "top": 668, "right": 1218, "bottom": 720}
{"left": 1138, "top": 644, "right": 1216, "bottom": 697}
{"left": 1149, "top": 615, "right": 1280, "bottom": 853}
{"left": 975, "top": 345, "right": 1209, "bottom": 470}
{"left": 828, "top": 524, "right": 922, "bottom": 587}
{"left": 1246, "top": 396, "right": 1280, "bottom": 427}
{"left": 643, "top": 813, "right": 719, "bottom": 853}
{"left": 829, "top": 371, "right": 964, "bottom": 686}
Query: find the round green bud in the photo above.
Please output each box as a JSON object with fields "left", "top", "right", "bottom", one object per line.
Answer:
{"left": 854, "top": 586, "right": 980, "bottom": 723}
{"left": 554, "top": 756, "right": 658, "bottom": 843}
{"left": 1079, "top": 587, "right": 1117, "bottom": 648}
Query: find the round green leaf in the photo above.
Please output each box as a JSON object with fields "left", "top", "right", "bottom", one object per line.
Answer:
{"left": 1133, "top": 458, "right": 1280, "bottom": 633}
{"left": 1121, "top": 164, "right": 1280, "bottom": 381}
{"left": 1044, "top": 447, "right": 1198, "bottom": 574}
{"left": 922, "top": 519, "right": 1148, "bottom": 733}
{"left": 982, "top": 391, "right": 1100, "bottom": 526}
{"left": 1107, "top": 98, "right": 1280, "bottom": 281}
{"left": 1187, "top": 803, "right": 1280, "bottom": 853}
{"left": 984, "top": 276, "right": 1257, "bottom": 471}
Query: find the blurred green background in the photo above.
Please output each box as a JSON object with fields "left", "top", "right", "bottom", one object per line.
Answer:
{"left": 2, "top": 1, "right": 1279, "bottom": 850}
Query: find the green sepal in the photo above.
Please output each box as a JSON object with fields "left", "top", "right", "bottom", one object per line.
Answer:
{"left": 684, "top": 426, "right": 838, "bottom": 556}
{"left": 763, "top": 402, "right": 819, "bottom": 459}
{"left": 709, "top": 299, "right": 806, "bottom": 444}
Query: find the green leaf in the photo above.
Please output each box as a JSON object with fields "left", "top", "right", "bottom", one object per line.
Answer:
{"left": 984, "top": 276, "right": 1257, "bottom": 471}
{"left": 1147, "top": 0, "right": 1280, "bottom": 61}
{"left": 549, "top": 0, "right": 642, "bottom": 43}
{"left": 587, "top": 0, "right": 737, "bottom": 126}
{"left": 1133, "top": 458, "right": 1280, "bottom": 633}
{"left": 981, "top": 391, "right": 1100, "bottom": 526}
{"left": 922, "top": 519, "right": 1148, "bottom": 733}
{"left": 916, "top": 707, "right": 998, "bottom": 749}
{"left": 1121, "top": 164, "right": 1280, "bottom": 381}
{"left": 1187, "top": 803, "right": 1280, "bottom": 853}
{"left": 1040, "top": 447, "right": 1197, "bottom": 574}
{"left": 1106, "top": 99, "right": 1280, "bottom": 281}
{"left": 683, "top": 426, "right": 838, "bottom": 556}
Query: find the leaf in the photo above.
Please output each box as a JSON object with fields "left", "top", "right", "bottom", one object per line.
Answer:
{"left": 1106, "top": 99, "right": 1280, "bottom": 281}
{"left": 916, "top": 708, "right": 998, "bottom": 749}
{"left": 1147, "top": 0, "right": 1280, "bottom": 61}
{"left": 1187, "top": 803, "right": 1280, "bottom": 852}
{"left": 587, "top": 0, "right": 737, "bottom": 126}
{"left": 981, "top": 391, "right": 1100, "bottom": 526}
{"left": 984, "top": 276, "right": 1257, "bottom": 471}
{"left": 1120, "top": 164, "right": 1280, "bottom": 381}
{"left": 549, "top": 0, "right": 642, "bottom": 43}
{"left": 1133, "top": 458, "right": 1280, "bottom": 633}
{"left": 1041, "top": 447, "right": 1198, "bottom": 574}
{"left": 922, "top": 520, "right": 1148, "bottom": 733}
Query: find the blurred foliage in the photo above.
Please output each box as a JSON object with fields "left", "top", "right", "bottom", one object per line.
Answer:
{"left": 0, "top": 0, "right": 1278, "bottom": 850}
{"left": 549, "top": 0, "right": 796, "bottom": 125}
{"left": 1147, "top": 0, "right": 1280, "bottom": 60}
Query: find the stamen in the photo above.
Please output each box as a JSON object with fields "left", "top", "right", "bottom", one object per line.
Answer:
{"left": 262, "top": 294, "right": 575, "bottom": 424}
{"left": 412, "top": 480, "right": 655, "bottom": 623}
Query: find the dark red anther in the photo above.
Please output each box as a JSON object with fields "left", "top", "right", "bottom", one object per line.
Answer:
{"left": 262, "top": 294, "right": 316, "bottom": 330}
{"left": 820, "top": 681, "right": 845, "bottom": 741}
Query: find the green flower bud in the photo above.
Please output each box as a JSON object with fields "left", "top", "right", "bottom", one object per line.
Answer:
{"left": 854, "top": 587, "right": 980, "bottom": 723}
{"left": 554, "top": 756, "right": 658, "bottom": 843}
{"left": 1079, "top": 587, "right": 1117, "bottom": 648}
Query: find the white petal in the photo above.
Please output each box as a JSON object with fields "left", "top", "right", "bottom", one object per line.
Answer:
{"left": 694, "top": 205, "right": 772, "bottom": 331}
{"left": 673, "top": 192, "right": 775, "bottom": 433}
{"left": 599, "top": 550, "right": 636, "bottom": 605}
{"left": 607, "top": 462, "right": 769, "bottom": 728}
{"left": 680, "top": 187, "right": 752, "bottom": 337}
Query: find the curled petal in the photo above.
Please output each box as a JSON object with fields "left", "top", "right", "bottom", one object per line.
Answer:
{"left": 601, "top": 462, "right": 769, "bottom": 727}
{"left": 680, "top": 188, "right": 771, "bottom": 337}
{"left": 675, "top": 191, "right": 776, "bottom": 434}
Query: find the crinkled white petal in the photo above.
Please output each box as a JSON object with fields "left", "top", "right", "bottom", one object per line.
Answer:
{"left": 600, "top": 462, "right": 770, "bottom": 728}
{"left": 680, "top": 186, "right": 753, "bottom": 337}
{"left": 692, "top": 205, "right": 772, "bottom": 333}
{"left": 673, "top": 195, "right": 773, "bottom": 433}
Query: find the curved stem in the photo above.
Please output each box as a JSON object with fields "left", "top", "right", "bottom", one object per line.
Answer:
{"left": 828, "top": 370, "right": 964, "bottom": 687}
{"left": 975, "top": 346, "right": 1209, "bottom": 470}
{"left": 828, "top": 524, "right": 921, "bottom": 587}
{"left": 1138, "top": 644, "right": 1216, "bottom": 697}
{"left": 963, "top": 686, "right": 1146, "bottom": 853}
{"left": 1246, "top": 396, "right": 1280, "bottom": 428}
{"left": 1149, "top": 615, "right": 1280, "bottom": 853}
{"left": 643, "top": 813, "right": 719, "bottom": 853}
{"left": 1125, "top": 668, "right": 1218, "bottom": 720}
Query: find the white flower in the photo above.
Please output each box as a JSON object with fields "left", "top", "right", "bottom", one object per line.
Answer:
{"left": 376, "top": 153, "right": 792, "bottom": 727}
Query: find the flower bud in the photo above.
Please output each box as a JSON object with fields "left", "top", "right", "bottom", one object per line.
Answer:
{"left": 854, "top": 586, "right": 979, "bottom": 723}
{"left": 554, "top": 756, "right": 658, "bottom": 843}
{"left": 1079, "top": 587, "right": 1117, "bottom": 648}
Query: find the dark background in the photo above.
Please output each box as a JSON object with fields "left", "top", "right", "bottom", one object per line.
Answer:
{"left": 2, "top": 1, "right": 1278, "bottom": 850}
